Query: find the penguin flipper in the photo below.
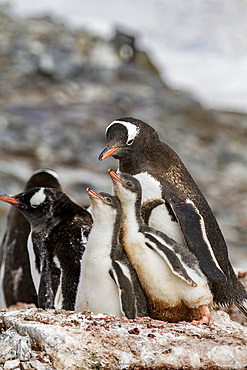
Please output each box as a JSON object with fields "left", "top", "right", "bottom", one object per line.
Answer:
{"left": 168, "top": 198, "right": 226, "bottom": 283}
{"left": 144, "top": 233, "right": 197, "bottom": 287}
{"left": 109, "top": 261, "right": 138, "bottom": 319}
{"left": 141, "top": 198, "right": 165, "bottom": 225}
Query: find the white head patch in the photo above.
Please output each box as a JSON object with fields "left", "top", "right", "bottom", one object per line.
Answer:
{"left": 106, "top": 120, "right": 140, "bottom": 144}
{"left": 30, "top": 188, "right": 46, "bottom": 207}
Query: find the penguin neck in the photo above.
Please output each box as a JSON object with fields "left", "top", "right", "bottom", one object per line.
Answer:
{"left": 30, "top": 231, "right": 50, "bottom": 275}
{"left": 119, "top": 156, "right": 139, "bottom": 174}
{"left": 118, "top": 152, "right": 150, "bottom": 175}
{"left": 118, "top": 140, "right": 162, "bottom": 174}
{"left": 31, "top": 228, "right": 49, "bottom": 246}
{"left": 89, "top": 212, "right": 120, "bottom": 256}
{"left": 30, "top": 216, "right": 61, "bottom": 236}
{"left": 120, "top": 193, "right": 142, "bottom": 237}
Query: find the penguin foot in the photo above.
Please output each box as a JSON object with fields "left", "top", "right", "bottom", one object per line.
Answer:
{"left": 193, "top": 305, "right": 212, "bottom": 325}
{"left": 16, "top": 301, "right": 36, "bottom": 309}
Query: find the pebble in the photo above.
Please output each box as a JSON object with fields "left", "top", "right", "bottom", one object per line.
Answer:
{"left": 3, "top": 359, "right": 20, "bottom": 370}
{"left": 16, "top": 337, "right": 31, "bottom": 362}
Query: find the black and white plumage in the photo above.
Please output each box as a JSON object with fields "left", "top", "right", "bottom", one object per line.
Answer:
{"left": 0, "top": 169, "right": 61, "bottom": 308}
{"left": 75, "top": 189, "right": 148, "bottom": 318}
{"left": 0, "top": 187, "right": 92, "bottom": 310}
{"left": 99, "top": 117, "right": 247, "bottom": 316}
{"left": 109, "top": 170, "right": 213, "bottom": 323}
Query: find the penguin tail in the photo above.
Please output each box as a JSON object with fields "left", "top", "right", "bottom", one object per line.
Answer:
{"left": 236, "top": 299, "right": 247, "bottom": 317}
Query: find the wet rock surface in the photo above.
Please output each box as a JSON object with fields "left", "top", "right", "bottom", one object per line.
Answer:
{"left": 0, "top": 4, "right": 246, "bottom": 267}
{"left": 0, "top": 308, "right": 247, "bottom": 369}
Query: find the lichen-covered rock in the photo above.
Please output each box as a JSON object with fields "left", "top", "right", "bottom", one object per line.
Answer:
{"left": 0, "top": 308, "right": 247, "bottom": 369}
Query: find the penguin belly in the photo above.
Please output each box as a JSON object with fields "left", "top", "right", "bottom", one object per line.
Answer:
{"left": 123, "top": 233, "right": 212, "bottom": 322}
{"left": 75, "top": 255, "right": 123, "bottom": 317}
{"left": 134, "top": 172, "right": 186, "bottom": 246}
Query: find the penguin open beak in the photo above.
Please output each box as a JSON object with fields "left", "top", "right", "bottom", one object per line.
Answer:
{"left": 98, "top": 146, "right": 119, "bottom": 161}
{"left": 108, "top": 169, "right": 123, "bottom": 184}
{"left": 0, "top": 195, "right": 21, "bottom": 205}
{"left": 86, "top": 188, "right": 103, "bottom": 200}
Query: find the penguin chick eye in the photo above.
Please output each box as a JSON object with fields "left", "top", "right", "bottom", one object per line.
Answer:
{"left": 127, "top": 139, "right": 134, "bottom": 145}
{"left": 105, "top": 197, "right": 112, "bottom": 204}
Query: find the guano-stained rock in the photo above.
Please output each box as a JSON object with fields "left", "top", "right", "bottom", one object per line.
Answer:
{"left": 0, "top": 308, "right": 247, "bottom": 369}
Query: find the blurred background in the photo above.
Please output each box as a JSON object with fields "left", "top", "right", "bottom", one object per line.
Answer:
{"left": 0, "top": 0, "right": 246, "bottom": 269}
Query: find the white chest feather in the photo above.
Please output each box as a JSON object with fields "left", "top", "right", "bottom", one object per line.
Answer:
{"left": 27, "top": 233, "right": 40, "bottom": 294}
{"left": 75, "top": 225, "right": 122, "bottom": 317}
{"left": 134, "top": 172, "right": 186, "bottom": 246}
{"left": 53, "top": 256, "right": 62, "bottom": 309}
{"left": 123, "top": 231, "right": 212, "bottom": 308}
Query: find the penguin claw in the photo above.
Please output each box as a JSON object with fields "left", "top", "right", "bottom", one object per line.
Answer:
{"left": 192, "top": 305, "right": 213, "bottom": 325}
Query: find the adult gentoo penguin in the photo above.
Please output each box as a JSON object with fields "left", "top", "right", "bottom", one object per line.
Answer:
{"left": 75, "top": 188, "right": 148, "bottom": 318}
{"left": 109, "top": 170, "right": 213, "bottom": 323}
{"left": 0, "top": 187, "right": 92, "bottom": 310}
{"left": 0, "top": 169, "right": 61, "bottom": 308}
{"left": 99, "top": 117, "right": 247, "bottom": 315}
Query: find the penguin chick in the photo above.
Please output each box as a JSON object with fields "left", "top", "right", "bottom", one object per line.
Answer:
{"left": 99, "top": 117, "right": 247, "bottom": 316}
{"left": 0, "top": 187, "right": 92, "bottom": 310}
{"left": 0, "top": 168, "right": 61, "bottom": 308}
{"left": 109, "top": 170, "right": 213, "bottom": 324}
{"left": 75, "top": 189, "right": 148, "bottom": 319}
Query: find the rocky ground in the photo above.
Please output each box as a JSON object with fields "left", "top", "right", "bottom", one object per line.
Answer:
{"left": 0, "top": 305, "right": 247, "bottom": 369}
{"left": 1, "top": 276, "right": 247, "bottom": 369}
{"left": 1, "top": 271, "right": 244, "bottom": 369}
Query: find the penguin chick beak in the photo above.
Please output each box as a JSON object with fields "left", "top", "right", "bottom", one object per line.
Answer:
{"left": 86, "top": 188, "right": 103, "bottom": 200}
{"left": 0, "top": 195, "right": 21, "bottom": 205}
{"left": 98, "top": 146, "right": 119, "bottom": 161}
{"left": 108, "top": 169, "right": 123, "bottom": 184}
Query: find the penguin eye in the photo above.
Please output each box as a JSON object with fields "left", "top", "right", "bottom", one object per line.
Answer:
{"left": 127, "top": 139, "right": 134, "bottom": 145}
{"left": 126, "top": 181, "right": 132, "bottom": 188}
{"left": 105, "top": 197, "right": 112, "bottom": 204}
{"left": 30, "top": 202, "right": 38, "bottom": 209}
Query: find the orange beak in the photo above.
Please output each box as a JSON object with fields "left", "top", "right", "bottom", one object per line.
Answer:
{"left": 108, "top": 169, "right": 123, "bottom": 184}
{"left": 0, "top": 196, "right": 21, "bottom": 205}
{"left": 99, "top": 146, "right": 119, "bottom": 161}
{"left": 86, "top": 188, "right": 103, "bottom": 200}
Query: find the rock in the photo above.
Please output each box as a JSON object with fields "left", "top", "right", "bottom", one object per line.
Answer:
{"left": 3, "top": 359, "right": 20, "bottom": 370}
{"left": 0, "top": 308, "right": 247, "bottom": 369}
{"left": 0, "top": 328, "right": 21, "bottom": 362}
{"left": 16, "top": 337, "right": 31, "bottom": 362}
{"left": 28, "top": 359, "right": 53, "bottom": 370}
